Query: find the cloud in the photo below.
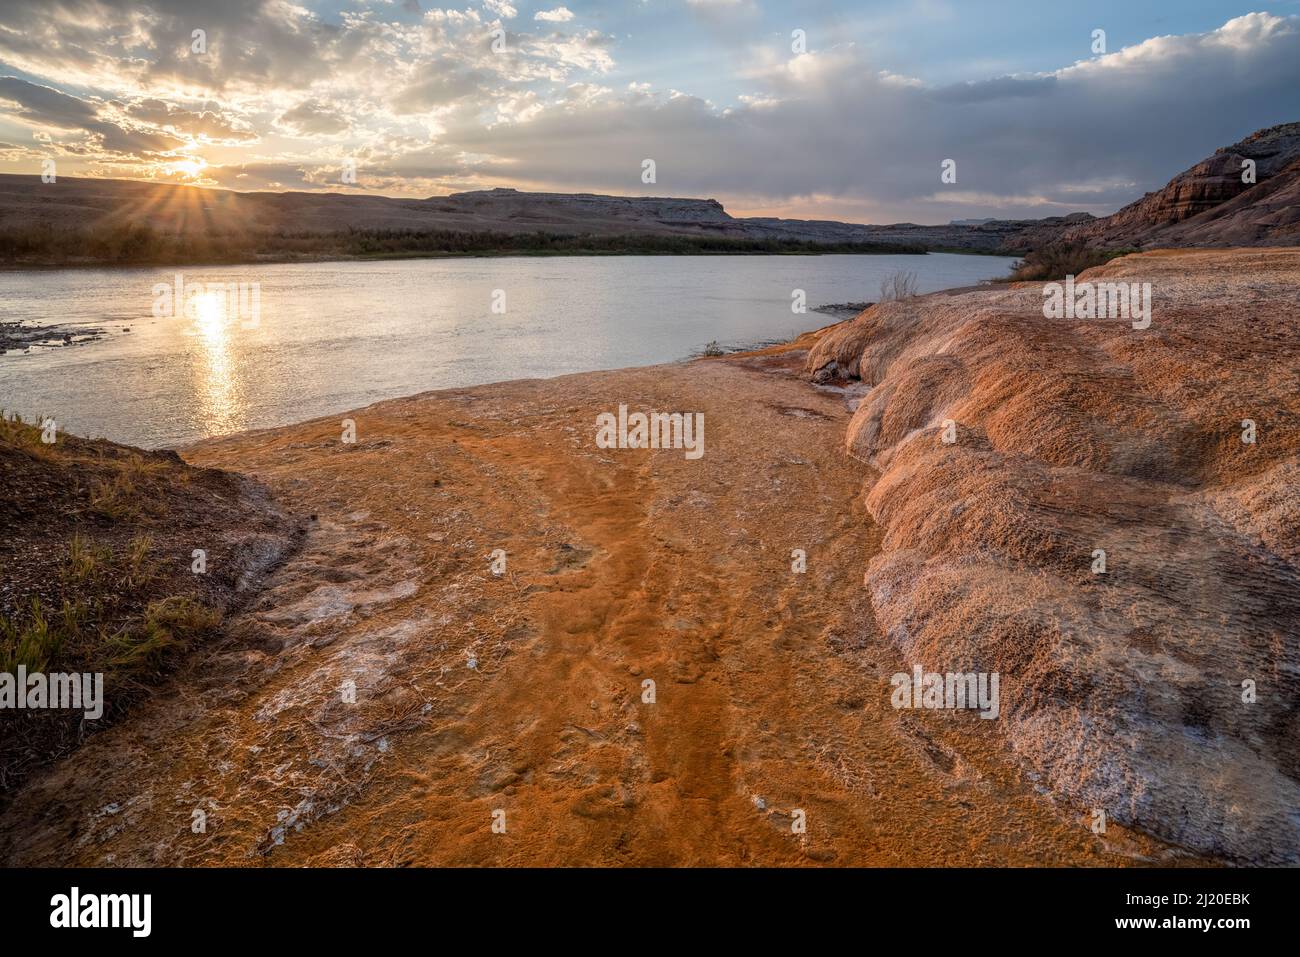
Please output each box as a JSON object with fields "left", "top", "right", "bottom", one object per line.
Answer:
{"left": 277, "top": 99, "right": 351, "bottom": 136}
{"left": 0, "top": 75, "right": 101, "bottom": 127}
{"left": 447, "top": 13, "right": 1300, "bottom": 221}
{"left": 389, "top": 65, "right": 489, "bottom": 114}
{"left": 0, "top": 0, "right": 345, "bottom": 97}
{"left": 0, "top": 75, "right": 184, "bottom": 156}
{"left": 124, "top": 98, "right": 259, "bottom": 143}
{"left": 482, "top": 0, "right": 518, "bottom": 19}
{"left": 0, "top": 6, "right": 1297, "bottom": 223}
{"left": 204, "top": 160, "right": 315, "bottom": 190}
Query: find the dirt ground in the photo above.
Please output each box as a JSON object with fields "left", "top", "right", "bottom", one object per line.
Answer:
{"left": 0, "top": 344, "right": 1187, "bottom": 866}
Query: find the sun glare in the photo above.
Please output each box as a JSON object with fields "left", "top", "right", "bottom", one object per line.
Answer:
{"left": 187, "top": 289, "right": 243, "bottom": 435}
{"left": 169, "top": 156, "right": 207, "bottom": 179}
{"left": 192, "top": 290, "right": 227, "bottom": 338}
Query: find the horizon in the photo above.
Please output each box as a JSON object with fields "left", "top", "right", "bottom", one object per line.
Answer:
{"left": 0, "top": 169, "right": 1105, "bottom": 228}
{"left": 1, "top": 2, "right": 1299, "bottom": 223}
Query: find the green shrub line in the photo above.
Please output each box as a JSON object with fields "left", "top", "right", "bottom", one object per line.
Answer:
{"left": 0, "top": 221, "right": 932, "bottom": 266}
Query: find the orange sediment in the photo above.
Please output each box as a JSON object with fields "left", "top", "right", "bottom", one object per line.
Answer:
{"left": 0, "top": 336, "right": 1179, "bottom": 866}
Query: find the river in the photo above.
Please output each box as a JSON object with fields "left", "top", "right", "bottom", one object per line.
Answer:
{"left": 0, "top": 253, "right": 1015, "bottom": 448}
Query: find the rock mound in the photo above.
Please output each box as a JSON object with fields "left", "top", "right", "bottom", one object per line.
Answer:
{"left": 807, "top": 248, "right": 1300, "bottom": 863}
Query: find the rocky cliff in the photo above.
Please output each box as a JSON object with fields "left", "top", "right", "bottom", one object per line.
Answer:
{"left": 1064, "top": 122, "right": 1300, "bottom": 248}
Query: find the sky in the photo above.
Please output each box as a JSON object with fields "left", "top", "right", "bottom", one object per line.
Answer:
{"left": 1, "top": 1, "right": 1299, "bottom": 224}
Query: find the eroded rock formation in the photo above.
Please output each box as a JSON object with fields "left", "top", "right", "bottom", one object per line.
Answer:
{"left": 808, "top": 248, "right": 1300, "bottom": 863}
{"left": 1064, "top": 122, "right": 1300, "bottom": 248}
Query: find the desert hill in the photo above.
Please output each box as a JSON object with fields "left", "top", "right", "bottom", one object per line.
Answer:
{"left": 0, "top": 174, "right": 1070, "bottom": 255}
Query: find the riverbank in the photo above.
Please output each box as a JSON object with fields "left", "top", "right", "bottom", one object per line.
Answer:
{"left": 0, "top": 224, "right": 931, "bottom": 269}
{"left": 0, "top": 174, "right": 1054, "bottom": 270}
{"left": 0, "top": 328, "right": 1177, "bottom": 866}
{"left": 0, "top": 416, "right": 299, "bottom": 792}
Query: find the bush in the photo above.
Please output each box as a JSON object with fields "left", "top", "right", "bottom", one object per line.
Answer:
{"left": 1002, "top": 243, "right": 1133, "bottom": 282}
{"left": 105, "top": 597, "right": 221, "bottom": 670}
{"left": 879, "top": 270, "right": 919, "bottom": 301}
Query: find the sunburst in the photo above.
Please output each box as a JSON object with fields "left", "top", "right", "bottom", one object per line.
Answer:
{"left": 167, "top": 156, "right": 207, "bottom": 180}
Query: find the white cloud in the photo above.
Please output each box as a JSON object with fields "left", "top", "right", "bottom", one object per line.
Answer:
{"left": 534, "top": 7, "right": 574, "bottom": 22}
{"left": 483, "top": 0, "right": 518, "bottom": 19}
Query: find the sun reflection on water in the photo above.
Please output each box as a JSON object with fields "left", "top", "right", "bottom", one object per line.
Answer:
{"left": 189, "top": 289, "right": 246, "bottom": 436}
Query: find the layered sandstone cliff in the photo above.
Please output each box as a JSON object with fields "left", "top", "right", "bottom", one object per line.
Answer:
{"left": 807, "top": 248, "right": 1300, "bottom": 863}
{"left": 1064, "top": 122, "right": 1300, "bottom": 248}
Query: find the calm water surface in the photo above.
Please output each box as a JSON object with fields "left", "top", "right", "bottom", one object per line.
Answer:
{"left": 0, "top": 254, "right": 1014, "bottom": 448}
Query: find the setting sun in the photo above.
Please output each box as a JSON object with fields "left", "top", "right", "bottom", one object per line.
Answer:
{"left": 168, "top": 156, "right": 207, "bottom": 180}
